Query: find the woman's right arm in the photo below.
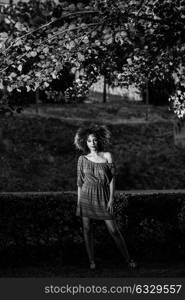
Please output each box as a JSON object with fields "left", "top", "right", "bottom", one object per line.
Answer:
{"left": 77, "top": 156, "right": 84, "bottom": 203}
{"left": 77, "top": 186, "right": 82, "bottom": 205}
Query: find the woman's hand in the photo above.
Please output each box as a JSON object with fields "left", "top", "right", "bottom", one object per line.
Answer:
{"left": 107, "top": 199, "right": 114, "bottom": 214}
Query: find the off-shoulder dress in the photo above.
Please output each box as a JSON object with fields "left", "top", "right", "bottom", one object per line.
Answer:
{"left": 76, "top": 155, "right": 116, "bottom": 220}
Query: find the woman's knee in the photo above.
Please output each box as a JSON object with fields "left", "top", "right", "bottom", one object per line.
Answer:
{"left": 110, "top": 227, "right": 120, "bottom": 238}
{"left": 106, "top": 221, "right": 120, "bottom": 237}
{"left": 82, "top": 218, "right": 91, "bottom": 233}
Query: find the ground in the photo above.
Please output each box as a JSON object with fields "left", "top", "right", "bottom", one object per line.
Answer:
{"left": 0, "top": 248, "right": 184, "bottom": 278}
{"left": 0, "top": 259, "right": 185, "bottom": 277}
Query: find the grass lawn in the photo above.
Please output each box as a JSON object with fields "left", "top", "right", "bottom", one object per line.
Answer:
{"left": 1, "top": 93, "right": 184, "bottom": 191}
{"left": 22, "top": 91, "right": 174, "bottom": 124}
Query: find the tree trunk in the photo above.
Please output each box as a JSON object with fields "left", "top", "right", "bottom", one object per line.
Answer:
{"left": 174, "top": 117, "right": 185, "bottom": 147}
{"left": 103, "top": 75, "right": 107, "bottom": 103}
{"left": 35, "top": 89, "right": 40, "bottom": 114}
{"left": 145, "top": 79, "right": 149, "bottom": 121}
{"left": 3, "top": 85, "right": 8, "bottom": 104}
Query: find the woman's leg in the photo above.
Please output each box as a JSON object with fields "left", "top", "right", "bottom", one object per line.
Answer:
{"left": 104, "top": 219, "right": 130, "bottom": 262}
{"left": 82, "top": 217, "right": 94, "bottom": 264}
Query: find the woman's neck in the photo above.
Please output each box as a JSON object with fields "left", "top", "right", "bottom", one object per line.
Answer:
{"left": 89, "top": 150, "right": 99, "bottom": 156}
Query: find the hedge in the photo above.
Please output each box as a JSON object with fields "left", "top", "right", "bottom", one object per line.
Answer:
{"left": 0, "top": 191, "right": 185, "bottom": 263}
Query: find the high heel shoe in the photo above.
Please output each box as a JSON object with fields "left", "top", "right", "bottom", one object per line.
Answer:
{"left": 90, "top": 261, "right": 96, "bottom": 270}
{"left": 126, "top": 258, "right": 138, "bottom": 271}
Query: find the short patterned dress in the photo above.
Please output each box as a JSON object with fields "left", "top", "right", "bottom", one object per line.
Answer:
{"left": 76, "top": 155, "right": 116, "bottom": 220}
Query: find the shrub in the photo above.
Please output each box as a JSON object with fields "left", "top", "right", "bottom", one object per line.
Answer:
{"left": 0, "top": 191, "right": 184, "bottom": 262}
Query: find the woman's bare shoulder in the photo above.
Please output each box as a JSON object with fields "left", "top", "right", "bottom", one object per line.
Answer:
{"left": 78, "top": 155, "right": 84, "bottom": 161}
{"left": 103, "top": 152, "right": 113, "bottom": 163}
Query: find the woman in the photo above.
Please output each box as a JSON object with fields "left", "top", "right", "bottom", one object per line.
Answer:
{"left": 74, "top": 124, "right": 137, "bottom": 270}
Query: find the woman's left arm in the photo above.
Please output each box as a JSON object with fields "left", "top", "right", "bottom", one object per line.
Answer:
{"left": 105, "top": 152, "right": 115, "bottom": 214}
{"left": 109, "top": 174, "right": 115, "bottom": 203}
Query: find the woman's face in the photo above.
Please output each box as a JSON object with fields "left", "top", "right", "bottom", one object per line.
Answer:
{"left": 87, "top": 134, "right": 98, "bottom": 152}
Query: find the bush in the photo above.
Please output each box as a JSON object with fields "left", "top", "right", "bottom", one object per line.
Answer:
{"left": 0, "top": 191, "right": 184, "bottom": 262}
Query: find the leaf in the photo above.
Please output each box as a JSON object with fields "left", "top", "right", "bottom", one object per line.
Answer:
{"left": 68, "top": 4, "right": 76, "bottom": 11}
{"left": 77, "top": 53, "right": 85, "bottom": 61}
{"left": 81, "top": 23, "right": 87, "bottom": 30}
{"left": 71, "top": 67, "right": 76, "bottom": 74}
{"left": 15, "top": 22, "right": 23, "bottom": 31}
{"left": 120, "top": 31, "right": 127, "bottom": 37}
{"left": 69, "top": 24, "right": 76, "bottom": 31}
{"left": 91, "top": 31, "right": 97, "bottom": 38}
{"left": 66, "top": 41, "right": 75, "bottom": 50}
{"left": 7, "top": 86, "right": 13, "bottom": 92}
{"left": 18, "top": 65, "right": 22, "bottom": 72}
{"left": 0, "top": 42, "right": 5, "bottom": 50}
{"left": 33, "top": 82, "right": 39, "bottom": 91}
{"left": 10, "top": 72, "right": 17, "bottom": 78}
{"left": 83, "top": 36, "right": 89, "bottom": 44}
{"left": 14, "top": 39, "right": 22, "bottom": 47}
{"left": 95, "top": 40, "right": 101, "bottom": 46}
{"left": 43, "top": 47, "right": 49, "bottom": 54}
{"left": 51, "top": 72, "right": 57, "bottom": 79}
{"left": 0, "top": 32, "right": 8, "bottom": 40}
{"left": 4, "top": 17, "right": 11, "bottom": 24}
{"left": 48, "top": 34, "right": 53, "bottom": 39}
{"left": 77, "top": 3, "right": 84, "bottom": 10}
{"left": 127, "top": 58, "right": 132, "bottom": 65}
{"left": 26, "top": 85, "right": 31, "bottom": 92}
{"left": 35, "top": 72, "right": 41, "bottom": 77}
{"left": 0, "top": 80, "right": 4, "bottom": 89}
{"left": 25, "top": 45, "right": 32, "bottom": 51}
{"left": 30, "top": 51, "right": 37, "bottom": 57}
{"left": 44, "top": 82, "right": 49, "bottom": 88}
{"left": 106, "top": 37, "right": 113, "bottom": 45}
{"left": 104, "top": 33, "right": 112, "bottom": 40}
{"left": 103, "top": 29, "right": 110, "bottom": 34}
{"left": 69, "top": 41, "right": 75, "bottom": 48}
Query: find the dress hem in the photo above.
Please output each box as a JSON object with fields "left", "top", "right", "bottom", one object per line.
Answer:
{"left": 76, "top": 215, "right": 114, "bottom": 220}
{"left": 76, "top": 211, "right": 114, "bottom": 220}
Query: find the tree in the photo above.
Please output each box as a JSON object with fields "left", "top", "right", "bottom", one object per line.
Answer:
{"left": 0, "top": 0, "right": 185, "bottom": 117}
{"left": 116, "top": 0, "right": 185, "bottom": 117}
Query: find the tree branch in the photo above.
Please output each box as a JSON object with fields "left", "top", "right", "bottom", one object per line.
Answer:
{"left": 130, "top": 12, "right": 163, "bottom": 24}
{"left": 3, "top": 10, "right": 100, "bottom": 54}
{"left": 0, "top": 21, "right": 102, "bottom": 74}
{"left": 49, "top": 23, "right": 100, "bottom": 41}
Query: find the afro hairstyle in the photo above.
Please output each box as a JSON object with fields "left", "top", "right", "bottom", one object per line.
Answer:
{"left": 74, "top": 124, "right": 111, "bottom": 153}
